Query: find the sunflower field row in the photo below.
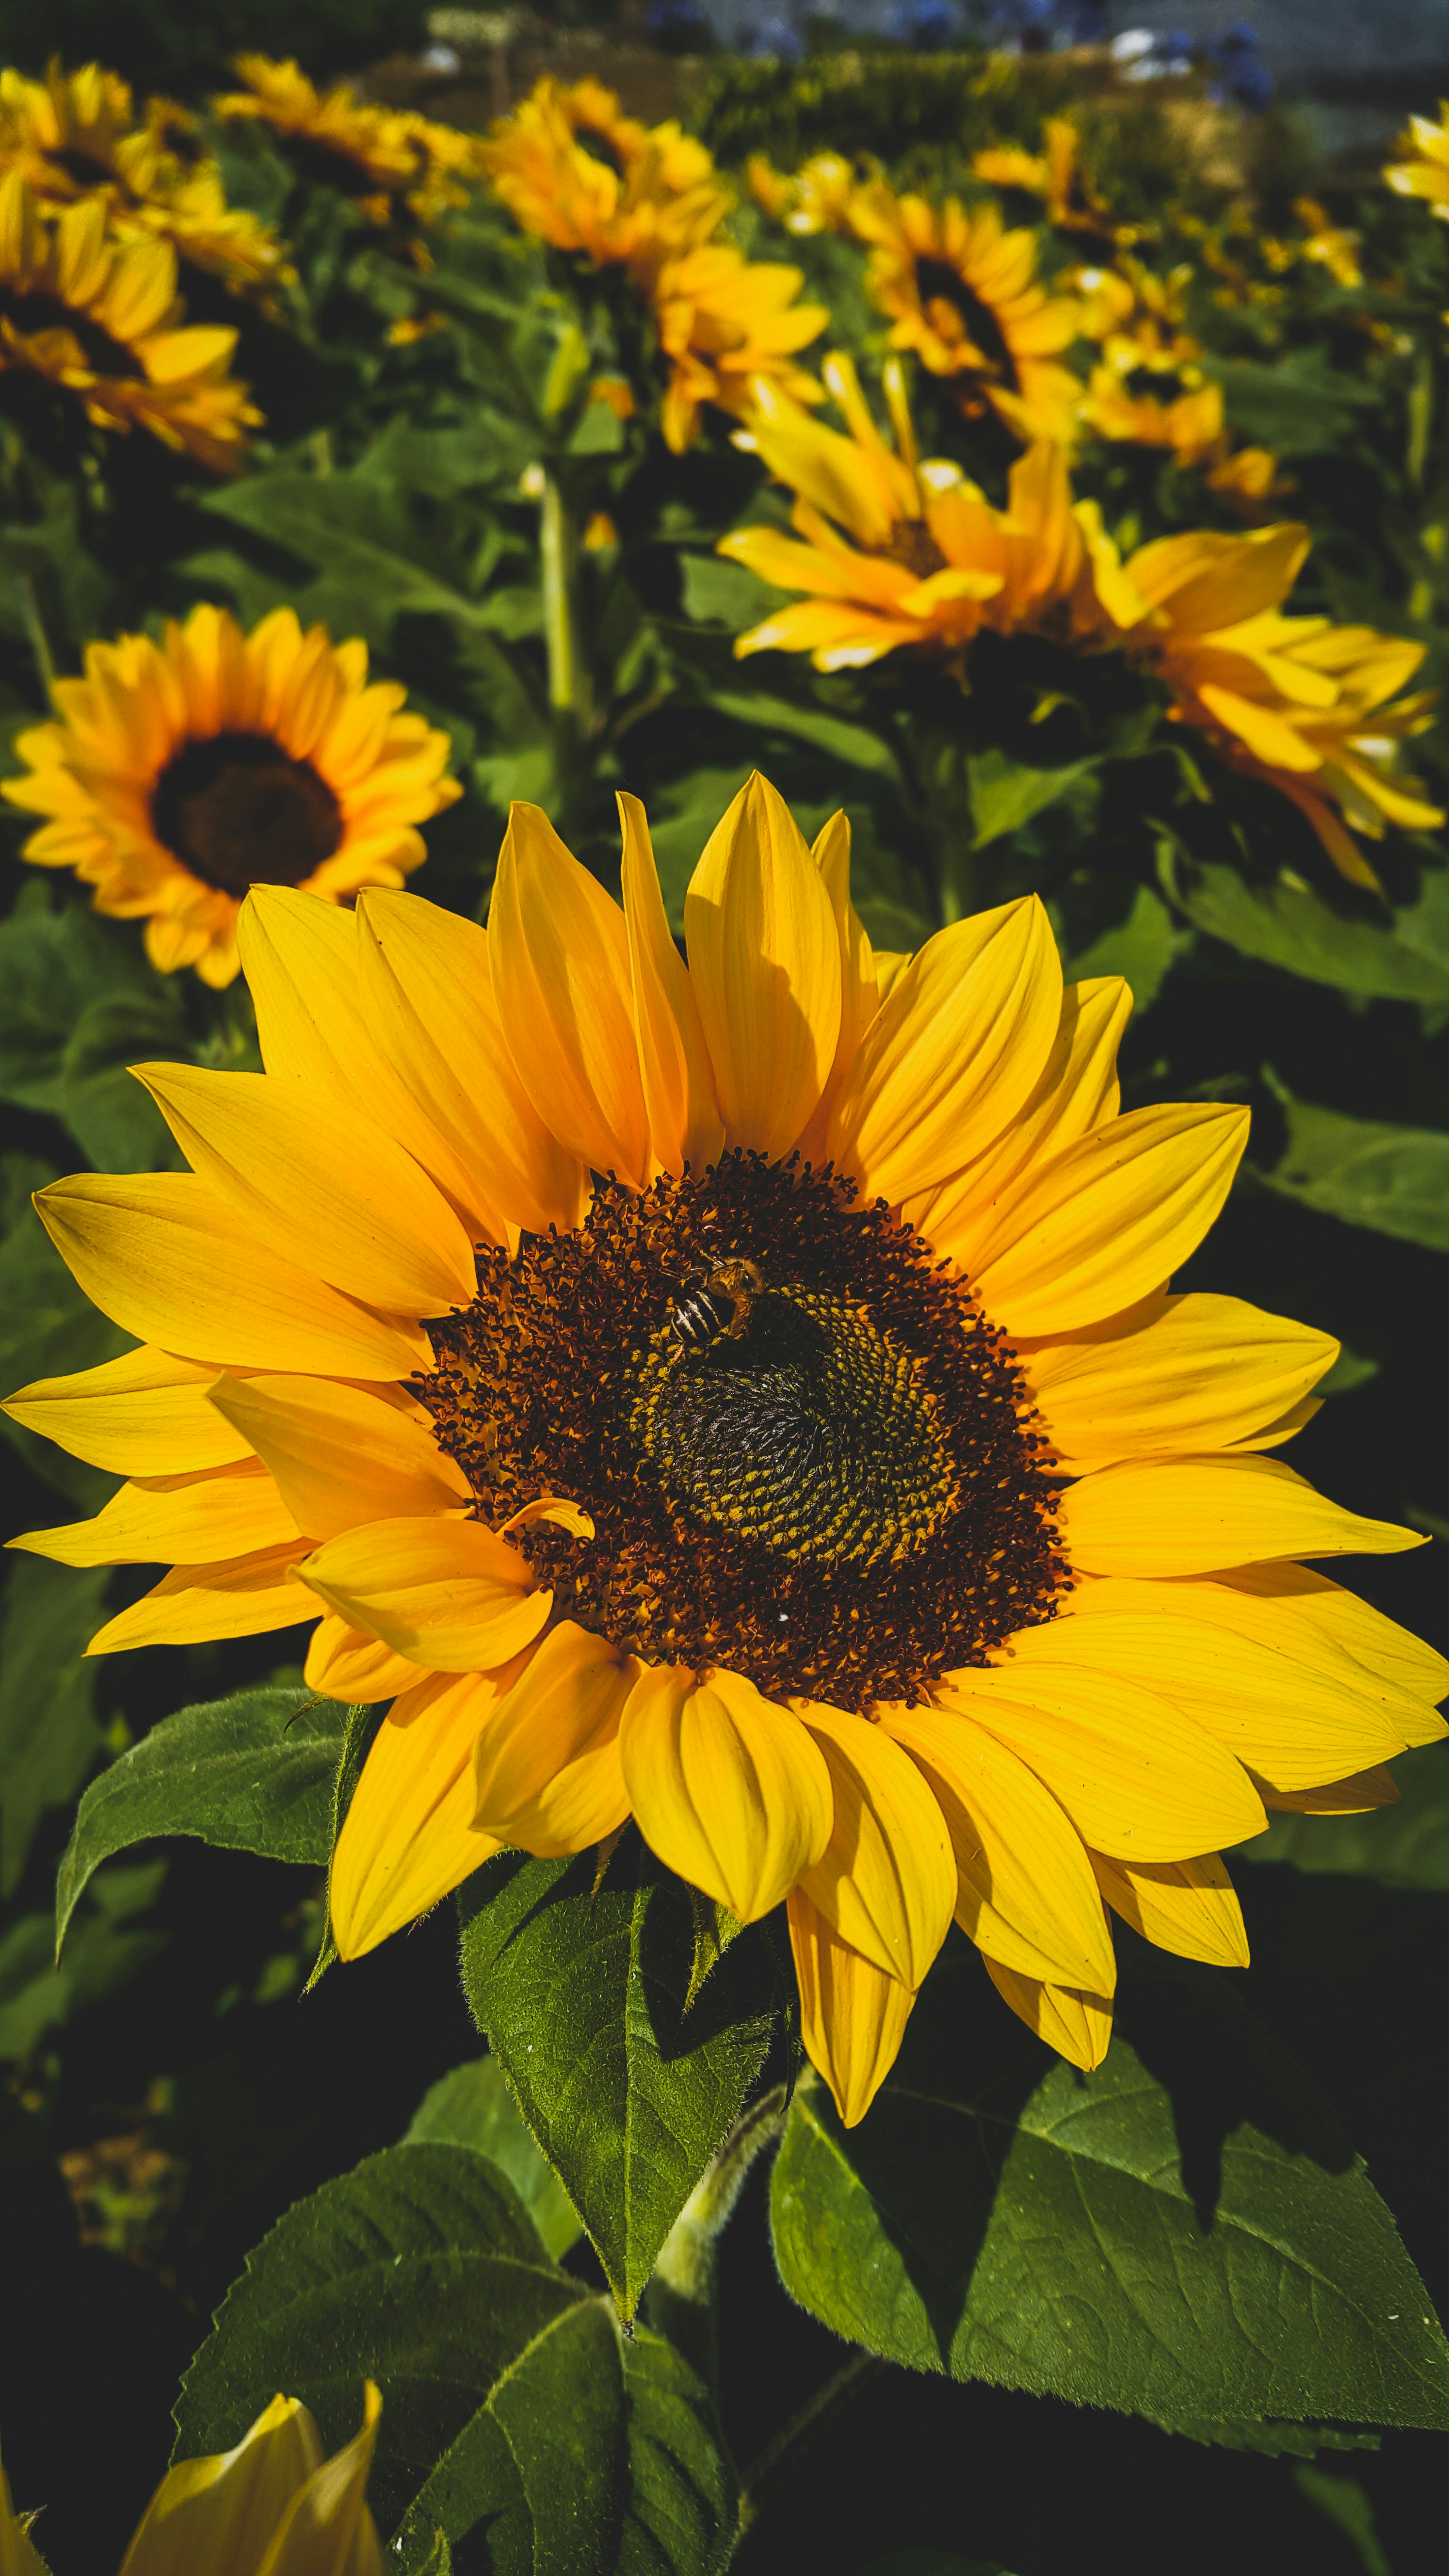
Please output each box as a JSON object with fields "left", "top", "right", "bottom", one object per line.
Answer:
{"left": 0, "top": 40, "right": 1448, "bottom": 2576}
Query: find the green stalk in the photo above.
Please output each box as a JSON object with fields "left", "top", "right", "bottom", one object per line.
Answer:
{"left": 539, "top": 466, "right": 589, "bottom": 724}
{"left": 644, "top": 2085, "right": 787, "bottom": 2410}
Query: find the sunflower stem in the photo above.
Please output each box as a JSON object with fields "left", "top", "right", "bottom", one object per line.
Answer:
{"left": 539, "top": 466, "right": 589, "bottom": 724}
{"left": 644, "top": 2085, "right": 787, "bottom": 2409}
{"left": 734, "top": 2352, "right": 884, "bottom": 2539}
{"left": 16, "top": 574, "right": 57, "bottom": 702}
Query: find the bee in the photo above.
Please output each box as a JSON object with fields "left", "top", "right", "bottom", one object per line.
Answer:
{"left": 668, "top": 1258, "right": 764, "bottom": 1361}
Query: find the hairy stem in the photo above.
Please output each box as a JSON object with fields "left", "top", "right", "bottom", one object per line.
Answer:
{"left": 645, "top": 2085, "right": 788, "bottom": 2408}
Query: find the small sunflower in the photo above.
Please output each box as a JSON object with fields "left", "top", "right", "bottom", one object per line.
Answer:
{"left": 1385, "top": 105, "right": 1449, "bottom": 220}
{"left": 0, "top": 172, "right": 258, "bottom": 467}
{"left": 851, "top": 183, "right": 1084, "bottom": 445}
{"left": 746, "top": 149, "right": 859, "bottom": 238}
{"left": 480, "top": 75, "right": 726, "bottom": 270}
{"left": 1081, "top": 360, "right": 1227, "bottom": 466}
{"left": 2, "top": 603, "right": 461, "bottom": 986}
{"left": 0, "top": 59, "right": 291, "bottom": 298}
{"left": 214, "top": 54, "right": 482, "bottom": 226}
{"left": 973, "top": 117, "right": 1116, "bottom": 238}
{"left": 651, "top": 242, "right": 827, "bottom": 452}
{"left": 720, "top": 356, "right": 1140, "bottom": 669}
{"left": 9, "top": 776, "right": 1444, "bottom": 2125}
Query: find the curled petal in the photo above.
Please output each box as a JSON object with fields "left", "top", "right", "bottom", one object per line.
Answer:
{"left": 293, "top": 1516, "right": 549, "bottom": 1672}
{"left": 619, "top": 1663, "right": 833, "bottom": 1921}
{"left": 473, "top": 1622, "right": 633, "bottom": 1855}
{"left": 787, "top": 1888, "right": 916, "bottom": 2128}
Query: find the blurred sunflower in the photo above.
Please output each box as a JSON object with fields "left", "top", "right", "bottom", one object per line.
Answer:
{"left": 0, "top": 171, "right": 258, "bottom": 467}
{"left": 1, "top": 2383, "right": 382, "bottom": 2573}
{"left": 1081, "top": 361, "right": 1226, "bottom": 466}
{"left": 1385, "top": 105, "right": 1449, "bottom": 219}
{"left": 850, "top": 184, "right": 1083, "bottom": 444}
{"left": 746, "top": 148, "right": 859, "bottom": 237}
{"left": 2, "top": 603, "right": 461, "bottom": 986}
{"left": 480, "top": 75, "right": 726, "bottom": 268}
{"left": 651, "top": 242, "right": 827, "bottom": 451}
{"left": 720, "top": 356, "right": 1140, "bottom": 669}
{"left": 9, "top": 776, "right": 1444, "bottom": 2124}
{"left": 0, "top": 59, "right": 291, "bottom": 298}
{"left": 973, "top": 117, "right": 1116, "bottom": 238}
{"left": 214, "top": 54, "right": 481, "bottom": 226}
{"left": 1120, "top": 525, "right": 1444, "bottom": 888}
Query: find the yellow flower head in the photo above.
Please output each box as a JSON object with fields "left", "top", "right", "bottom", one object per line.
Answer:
{"left": 480, "top": 76, "right": 727, "bottom": 271}
{"left": 0, "top": 171, "right": 258, "bottom": 466}
{"left": 9, "top": 778, "right": 1444, "bottom": 2124}
{"left": 851, "top": 182, "right": 1084, "bottom": 445}
{"left": 1119, "top": 524, "right": 1444, "bottom": 888}
{"left": 215, "top": 55, "right": 482, "bottom": 225}
{"left": 1082, "top": 362, "right": 1226, "bottom": 467}
{"left": 2, "top": 2384, "right": 382, "bottom": 2575}
{"left": 651, "top": 242, "right": 827, "bottom": 452}
{"left": 721, "top": 356, "right": 1140, "bottom": 669}
{"left": 2, "top": 603, "right": 461, "bottom": 986}
{"left": 0, "top": 59, "right": 291, "bottom": 298}
{"left": 747, "top": 149, "right": 859, "bottom": 237}
{"left": 1293, "top": 196, "right": 1363, "bottom": 289}
{"left": 974, "top": 117, "right": 1112, "bottom": 237}
{"left": 1385, "top": 104, "right": 1449, "bottom": 219}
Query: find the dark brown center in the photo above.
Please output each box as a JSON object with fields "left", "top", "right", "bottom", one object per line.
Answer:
{"left": 880, "top": 519, "right": 948, "bottom": 580}
{"left": 418, "top": 1156, "right": 1066, "bottom": 1713}
{"left": 150, "top": 731, "right": 343, "bottom": 896}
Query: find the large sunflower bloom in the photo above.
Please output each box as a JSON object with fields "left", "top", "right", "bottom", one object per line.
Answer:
{"left": 1119, "top": 526, "right": 1444, "bottom": 888}
{"left": 721, "top": 357, "right": 1140, "bottom": 669}
{"left": 1, "top": 2384, "right": 382, "bottom": 2574}
{"left": 214, "top": 56, "right": 482, "bottom": 226}
{"left": 480, "top": 76, "right": 727, "bottom": 270}
{"left": 8, "top": 776, "right": 1444, "bottom": 2126}
{"left": 851, "top": 184, "right": 1083, "bottom": 445}
{"left": 2, "top": 603, "right": 461, "bottom": 986}
{"left": 0, "top": 60, "right": 290, "bottom": 299}
{"left": 0, "top": 171, "right": 258, "bottom": 468}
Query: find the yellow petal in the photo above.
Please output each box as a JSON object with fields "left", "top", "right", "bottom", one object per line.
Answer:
{"left": 796, "top": 1702, "right": 955, "bottom": 1985}
{"left": 938, "top": 1664, "right": 1266, "bottom": 1858}
{"left": 117, "top": 2390, "right": 324, "bottom": 2576}
{"left": 619, "top": 1662, "right": 833, "bottom": 1920}
{"left": 294, "top": 1517, "right": 549, "bottom": 1673}
{"left": 489, "top": 803, "right": 651, "bottom": 1187}
{"left": 1088, "top": 1849, "right": 1249, "bottom": 1968}
{"left": 86, "top": 1545, "right": 312, "bottom": 1654}
{"left": 133, "top": 1064, "right": 476, "bottom": 1318}
{"left": 304, "top": 1614, "right": 422, "bottom": 1705}
{"left": 12, "top": 1460, "right": 299, "bottom": 1567}
{"left": 1259, "top": 1764, "right": 1400, "bottom": 1815}
{"left": 208, "top": 1376, "right": 470, "bottom": 1541}
{"left": 330, "top": 1667, "right": 522, "bottom": 1958}
{"left": 683, "top": 773, "right": 841, "bottom": 1159}
{"left": 1, "top": 1345, "right": 251, "bottom": 1477}
{"left": 1021, "top": 1293, "right": 1338, "bottom": 1472}
{"left": 1058, "top": 1455, "right": 1425, "bottom": 1577}
{"left": 786, "top": 1889, "right": 916, "bottom": 2127}
{"left": 354, "top": 888, "right": 587, "bottom": 1240}
{"left": 619, "top": 792, "right": 725, "bottom": 1178}
{"left": 256, "top": 2382, "right": 384, "bottom": 2576}
{"left": 473, "top": 1620, "right": 633, "bottom": 1854}
{"left": 982, "top": 1955, "right": 1113, "bottom": 2071}
{"left": 35, "top": 1175, "right": 427, "bottom": 1379}
{"left": 826, "top": 897, "right": 1062, "bottom": 1207}
{"left": 886, "top": 1702, "right": 1115, "bottom": 1991}
{"left": 1213, "top": 1561, "right": 1449, "bottom": 1705}
{"left": 962, "top": 1103, "right": 1249, "bottom": 1337}
{"left": 797, "top": 808, "right": 879, "bottom": 1159}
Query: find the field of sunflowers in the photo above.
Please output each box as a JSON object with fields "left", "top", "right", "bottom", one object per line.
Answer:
{"left": 2, "top": 22, "right": 1449, "bottom": 2576}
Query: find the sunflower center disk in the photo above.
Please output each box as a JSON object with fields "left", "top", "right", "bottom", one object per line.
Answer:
{"left": 419, "top": 1157, "right": 1066, "bottom": 1713}
{"left": 151, "top": 730, "right": 343, "bottom": 895}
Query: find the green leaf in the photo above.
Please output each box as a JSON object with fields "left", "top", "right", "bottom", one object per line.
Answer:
{"left": 0, "top": 1554, "right": 109, "bottom": 1898}
{"left": 0, "top": 1862, "right": 166, "bottom": 2061}
{"left": 173, "top": 2142, "right": 735, "bottom": 2573}
{"left": 1063, "top": 884, "right": 1190, "bottom": 1015}
{"left": 1207, "top": 354, "right": 1378, "bottom": 457}
{"left": 1237, "top": 1743, "right": 1449, "bottom": 1889}
{"left": 0, "top": 1153, "right": 128, "bottom": 1507}
{"left": 58, "top": 994, "right": 189, "bottom": 1171}
{"left": 708, "top": 688, "right": 902, "bottom": 779}
{"left": 677, "top": 555, "right": 776, "bottom": 627}
{"left": 968, "top": 747, "right": 1099, "bottom": 850}
{"left": 769, "top": 1948, "right": 1449, "bottom": 2431}
{"left": 1169, "top": 859, "right": 1449, "bottom": 1002}
{"left": 203, "top": 477, "right": 490, "bottom": 644}
{"left": 1293, "top": 2467, "right": 1390, "bottom": 2576}
{"left": 458, "top": 1838, "right": 777, "bottom": 2314}
{"left": 54, "top": 1685, "right": 348, "bottom": 1956}
{"left": 1254, "top": 1081, "right": 1449, "bottom": 1252}
{"left": 0, "top": 898, "right": 188, "bottom": 1123}
{"left": 404, "top": 2057, "right": 583, "bottom": 2258}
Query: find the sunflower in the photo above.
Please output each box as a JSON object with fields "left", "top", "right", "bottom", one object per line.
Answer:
{"left": 850, "top": 183, "right": 1084, "bottom": 445}
{"left": 1385, "top": 105, "right": 1449, "bottom": 219}
{"left": 0, "top": 60, "right": 291, "bottom": 298}
{"left": 973, "top": 117, "right": 1116, "bottom": 239}
{"left": 214, "top": 55, "right": 482, "bottom": 226}
{"left": 746, "top": 149, "right": 859, "bottom": 238}
{"left": 480, "top": 76, "right": 726, "bottom": 270}
{"left": 720, "top": 357, "right": 1141, "bottom": 669}
{"left": 1120, "top": 525, "right": 1444, "bottom": 888}
{"left": 2, "top": 603, "right": 461, "bottom": 987}
{"left": 1, "top": 2385, "right": 382, "bottom": 2574}
{"left": 9, "top": 776, "right": 1444, "bottom": 2127}
{"left": 651, "top": 243, "right": 827, "bottom": 452}
{"left": 0, "top": 171, "right": 258, "bottom": 467}
{"left": 1081, "top": 360, "right": 1227, "bottom": 467}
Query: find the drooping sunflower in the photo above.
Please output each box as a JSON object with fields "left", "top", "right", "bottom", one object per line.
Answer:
{"left": 0, "top": 59, "right": 291, "bottom": 298}
{"left": 479, "top": 75, "right": 727, "bottom": 270}
{"left": 9, "top": 776, "right": 1445, "bottom": 2125}
{"left": 1, "top": 2384, "right": 382, "bottom": 2574}
{"left": 850, "top": 183, "right": 1084, "bottom": 445}
{"left": 720, "top": 356, "right": 1141, "bottom": 668}
{"left": 2, "top": 603, "right": 461, "bottom": 986}
{"left": 213, "top": 54, "right": 482, "bottom": 226}
{"left": 0, "top": 170, "right": 258, "bottom": 467}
